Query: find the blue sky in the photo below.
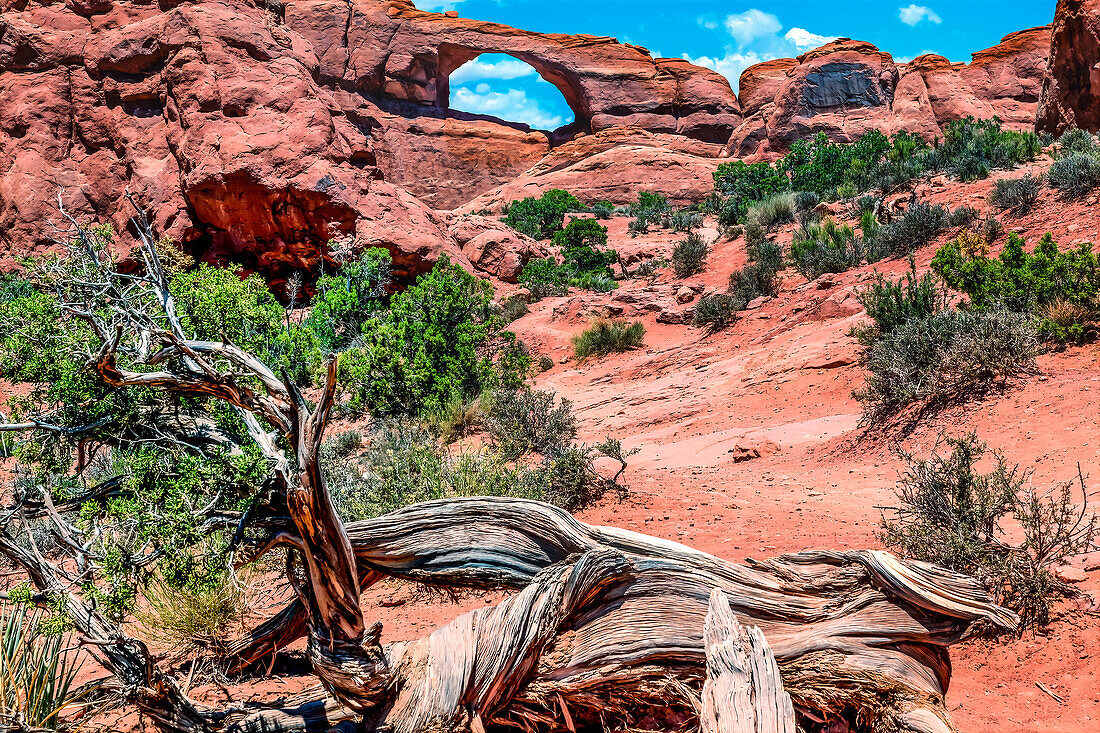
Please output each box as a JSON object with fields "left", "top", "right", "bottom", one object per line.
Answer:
{"left": 428, "top": 1, "right": 1055, "bottom": 130}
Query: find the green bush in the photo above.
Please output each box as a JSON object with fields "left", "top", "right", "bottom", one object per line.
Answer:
{"left": 879, "top": 434, "right": 1097, "bottom": 627}
{"left": 520, "top": 219, "right": 617, "bottom": 298}
{"left": 948, "top": 205, "right": 981, "bottom": 227}
{"left": 630, "top": 191, "right": 671, "bottom": 228}
{"left": 503, "top": 189, "right": 582, "bottom": 239}
{"left": 590, "top": 200, "right": 615, "bottom": 219}
{"left": 1055, "top": 128, "right": 1099, "bottom": 159}
{"left": 855, "top": 306, "right": 1038, "bottom": 423}
{"left": 672, "top": 232, "right": 709, "bottom": 278}
{"left": 340, "top": 258, "right": 529, "bottom": 416}
{"left": 851, "top": 260, "right": 946, "bottom": 346}
{"left": 572, "top": 318, "right": 645, "bottom": 359}
{"left": 877, "top": 201, "right": 948, "bottom": 256}
{"left": 937, "top": 117, "right": 1041, "bottom": 182}
{"left": 712, "top": 160, "right": 789, "bottom": 224}
{"left": 304, "top": 248, "right": 392, "bottom": 351}
{"left": 746, "top": 192, "right": 796, "bottom": 231}
{"left": 932, "top": 232, "right": 1100, "bottom": 342}
{"left": 729, "top": 240, "right": 783, "bottom": 304}
{"left": 790, "top": 219, "right": 862, "bottom": 279}
{"left": 627, "top": 217, "right": 650, "bottom": 237}
{"left": 483, "top": 387, "right": 577, "bottom": 459}
{"left": 989, "top": 174, "right": 1041, "bottom": 215}
{"left": 668, "top": 210, "right": 704, "bottom": 232}
{"left": 1, "top": 602, "right": 84, "bottom": 731}
{"left": 1047, "top": 153, "right": 1100, "bottom": 197}
{"left": 693, "top": 293, "right": 738, "bottom": 331}
{"left": 782, "top": 130, "right": 890, "bottom": 195}
{"left": 519, "top": 258, "right": 570, "bottom": 300}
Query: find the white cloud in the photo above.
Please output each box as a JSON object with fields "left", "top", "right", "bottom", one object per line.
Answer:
{"left": 450, "top": 56, "right": 537, "bottom": 84}
{"left": 698, "top": 17, "right": 719, "bottom": 31}
{"left": 895, "top": 49, "right": 940, "bottom": 63}
{"left": 682, "top": 51, "right": 765, "bottom": 87}
{"left": 450, "top": 86, "right": 565, "bottom": 129}
{"left": 724, "top": 9, "right": 782, "bottom": 46}
{"left": 784, "top": 28, "right": 837, "bottom": 51}
{"left": 898, "top": 4, "right": 942, "bottom": 26}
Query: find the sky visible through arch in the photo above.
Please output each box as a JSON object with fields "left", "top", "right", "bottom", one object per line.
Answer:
{"left": 434, "top": 0, "right": 1055, "bottom": 131}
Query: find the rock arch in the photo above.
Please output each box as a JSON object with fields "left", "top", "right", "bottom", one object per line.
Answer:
{"left": 435, "top": 44, "right": 588, "bottom": 131}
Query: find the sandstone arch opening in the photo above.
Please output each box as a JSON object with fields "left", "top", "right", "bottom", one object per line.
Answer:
{"left": 437, "top": 47, "right": 586, "bottom": 136}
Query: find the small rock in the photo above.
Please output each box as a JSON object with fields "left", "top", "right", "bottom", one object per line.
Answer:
{"left": 514, "top": 287, "right": 532, "bottom": 302}
{"left": 746, "top": 295, "right": 771, "bottom": 309}
{"left": 444, "top": 9, "right": 459, "bottom": 16}
{"left": 1055, "top": 565, "right": 1088, "bottom": 583}
{"left": 727, "top": 439, "right": 780, "bottom": 462}
{"left": 675, "top": 286, "right": 695, "bottom": 304}
{"left": 815, "top": 273, "right": 841, "bottom": 290}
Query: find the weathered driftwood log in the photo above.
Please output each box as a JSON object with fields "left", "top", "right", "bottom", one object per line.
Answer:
{"left": 227, "top": 497, "right": 1016, "bottom": 733}
{"left": 701, "top": 589, "right": 795, "bottom": 733}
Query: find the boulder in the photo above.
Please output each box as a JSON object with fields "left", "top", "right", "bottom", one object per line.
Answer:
{"left": 1037, "top": 0, "right": 1100, "bottom": 134}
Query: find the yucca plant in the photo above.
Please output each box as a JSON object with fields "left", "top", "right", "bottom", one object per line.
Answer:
{"left": 0, "top": 603, "right": 83, "bottom": 731}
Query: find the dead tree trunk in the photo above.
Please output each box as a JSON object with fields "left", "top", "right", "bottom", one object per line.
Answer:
{"left": 701, "top": 589, "right": 795, "bottom": 733}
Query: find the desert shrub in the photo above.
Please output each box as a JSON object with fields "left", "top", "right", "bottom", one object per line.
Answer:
{"left": 794, "top": 190, "right": 821, "bottom": 212}
{"left": 627, "top": 217, "right": 650, "bottom": 237}
{"left": 630, "top": 191, "right": 671, "bottom": 228}
{"left": 982, "top": 216, "right": 1004, "bottom": 244}
{"left": 790, "top": 219, "right": 862, "bottom": 279}
{"left": 932, "top": 232, "right": 1100, "bottom": 342}
{"left": 712, "top": 160, "right": 789, "bottom": 224}
{"left": 497, "top": 295, "right": 529, "bottom": 324}
{"left": 668, "top": 210, "right": 703, "bottom": 232}
{"left": 855, "top": 306, "right": 1038, "bottom": 423}
{"left": 948, "top": 205, "right": 981, "bottom": 227}
{"left": 1055, "top": 127, "right": 1099, "bottom": 159}
{"left": 855, "top": 195, "right": 880, "bottom": 216}
{"left": 745, "top": 192, "right": 796, "bottom": 231}
{"left": 590, "top": 200, "right": 615, "bottom": 219}
{"left": 503, "top": 189, "right": 582, "bottom": 239}
{"left": 879, "top": 434, "right": 1097, "bottom": 627}
{"left": 305, "top": 248, "right": 392, "bottom": 350}
{"left": 519, "top": 258, "right": 570, "bottom": 300}
{"left": 633, "top": 256, "right": 668, "bottom": 280}
{"left": 743, "top": 221, "right": 767, "bottom": 250}
{"left": 572, "top": 318, "right": 645, "bottom": 359}
{"left": 720, "top": 224, "right": 744, "bottom": 241}
{"left": 138, "top": 571, "right": 249, "bottom": 653}
{"left": 0, "top": 274, "right": 33, "bottom": 304}
{"left": 340, "top": 258, "right": 529, "bottom": 416}
{"left": 0, "top": 602, "right": 84, "bottom": 731}
{"left": 553, "top": 217, "right": 608, "bottom": 251}
{"left": 690, "top": 293, "right": 736, "bottom": 331}
{"left": 729, "top": 240, "right": 783, "bottom": 304}
{"left": 937, "top": 117, "right": 1041, "bottom": 182}
{"left": 1047, "top": 153, "right": 1100, "bottom": 197}
{"left": 483, "top": 386, "right": 577, "bottom": 458}
{"left": 672, "top": 232, "right": 709, "bottom": 278}
{"left": 989, "top": 174, "right": 1041, "bottom": 215}
{"left": 783, "top": 130, "right": 890, "bottom": 196}
{"left": 851, "top": 260, "right": 946, "bottom": 346}
{"left": 876, "top": 201, "right": 948, "bottom": 256}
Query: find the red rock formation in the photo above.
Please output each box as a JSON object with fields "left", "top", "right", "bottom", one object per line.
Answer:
{"left": 1037, "top": 0, "right": 1100, "bottom": 134}
{"left": 0, "top": 0, "right": 740, "bottom": 283}
{"left": 728, "top": 29, "right": 1051, "bottom": 159}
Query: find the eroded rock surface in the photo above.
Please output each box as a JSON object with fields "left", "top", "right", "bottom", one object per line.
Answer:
{"left": 1037, "top": 0, "right": 1100, "bottom": 134}
{"left": 729, "top": 29, "right": 1052, "bottom": 159}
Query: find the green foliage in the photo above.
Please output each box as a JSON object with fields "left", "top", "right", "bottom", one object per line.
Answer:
{"left": 572, "top": 318, "right": 645, "bottom": 359}
{"left": 782, "top": 130, "right": 890, "bottom": 195}
{"left": 668, "top": 210, "right": 703, "bottom": 232}
{"left": 1055, "top": 128, "right": 1099, "bottom": 159}
{"left": 672, "top": 232, "right": 709, "bottom": 278}
{"left": 712, "top": 160, "right": 789, "bottom": 224}
{"left": 503, "top": 189, "right": 582, "bottom": 239}
{"left": 948, "top": 205, "right": 981, "bottom": 227}
{"left": 937, "top": 117, "right": 1041, "bottom": 182}
{"left": 304, "top": 248, "right": 392, "bottom": 351}
{"left": 1047, "top": 153, "right": 1100, "bottom": 197}
{"left": 137, "top": 571, "right": 249, "bottom": 653}
{"left": 630, "top": 192, "right": 671, "bottom": 224}
{"left": 693, "top": 293, "right": 738, "bottom": 331}
{"left": 340, "top": 258, "right": 529, "bottom": 417}
{"left": 745, "top": 192, "right": 796, "bottom": 231}
{"left": 729, "top": 240, "right": 783, "bottom": 305}
{"left": 1, "top": 603, "right": 84, "bottom": 731}
{"left": 483, "top": 387, "right": 577, "bottom": 459}
{"left": 0, "top": 274, "right": 33, "bottom": 304}
{"left": 855, "top": 306, "right": 1038, "bottom": 423}
{"left": 877, "top": 201, "right": 948, "bottom": 256}
{"left": 590, "top": 200, "right": 615, "bottom": 219}
{"left": 851, "top": 259, "right": 946, "bottom": 346}
{"left": 790, "top": 219, "right": 862, "bottom": 279}
{"left": 989, "top": 174, "right": 1041, "bottom": 215}
{"left": 171, "top": 266, "right": 284, "bottom": 355}
{"left": 932, "top": 232, "right": 1100, "bottom": 342}
{"left": 520, "top": 219, "right": 617, "bottom": 298}
{"left": 879, "top": 435, "right": 1098, "bottom": 627}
